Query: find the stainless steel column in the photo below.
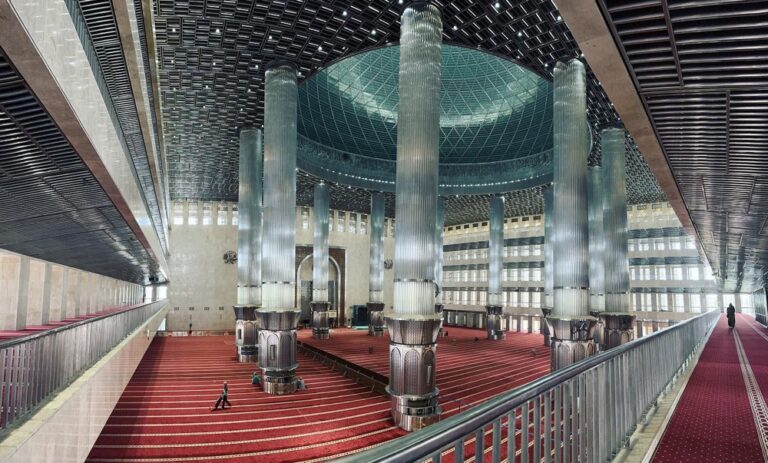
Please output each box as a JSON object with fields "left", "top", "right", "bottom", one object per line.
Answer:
{"left": 388, "top": 1, "right": 442, "bottom": 431}
{"left": 486, "top": 196, "right": 505, "bottom": 340}
{"left": 542, "top": 185, "right": 554, "bottom": 346}
{"left": 588, "top": 166, "right": 606, "bottom": 348}
{"left": 257, "top": 60, "right": 300, "bottom": 394}
{"left": 434, "top": 197, "right": 445, "bottom": 327}
{"left": 601, "top": 128, "right": 635, "bottom": 348}
{"left": 368, "top": 192, "right": 386, "bottom": 336}
{"left": 547, "top": 59, "right": 596, "bottom": 370}
{"left": 233, "top": 127, "right": 262, "bottom": 362}
{"left": 311, "top": 183, "right": 331, "bottom": 339}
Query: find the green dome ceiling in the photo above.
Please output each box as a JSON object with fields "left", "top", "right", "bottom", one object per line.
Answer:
{"left": 298, "top": 44, "right": 553, "bottom": 164}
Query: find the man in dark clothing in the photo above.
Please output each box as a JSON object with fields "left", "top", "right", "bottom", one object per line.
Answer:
{"left": 727, "top": 303, "right": 736, "bottom": 329}
{"left": 211, "top": 381, "right": 232, "bottom": 411}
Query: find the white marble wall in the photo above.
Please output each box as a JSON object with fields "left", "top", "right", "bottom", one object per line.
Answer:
{"left": 0, "top": 304, "right": 169, "bottom": 463}
{"left": 168, "top": 202, "right": 395, "bottom": 331}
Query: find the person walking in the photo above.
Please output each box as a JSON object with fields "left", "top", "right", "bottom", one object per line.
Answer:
{"left": 211, "top": 381, "right": 232, "bottom": 411}
{"left": 727, "top": 303, "right": 736, "bottom": 329}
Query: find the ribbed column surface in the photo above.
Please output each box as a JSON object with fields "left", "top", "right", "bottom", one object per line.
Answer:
{"left": 434, "top": 198, "right": 445, "bottom": 304}
{"left": 312, "top": 183, "right": 330, "bottom": 302}
{"left": 588, "top": 166, "right": 605, "bottom": 313}
{"left": 552, "top": 59, "right": 589, "bottom": 318}
{"left": 369, "top": 192, "right": 385, "bottom": 303}
{"left": 602, "top": 128, "right": 630, "bottom": 312}
{"left": 237, "top": 128, "right": 262, "bottom": 306}
{"left": 488, "top": 196, "right": 504, "bottom": 306}
{"left": 393, "top": 2, "right": 442, "bottom": 317}
{"left": 262, "top": 62, "right": 298, "bottom": 310}
{"left": 544, "top": 186, "right": 554, "bottom": 309}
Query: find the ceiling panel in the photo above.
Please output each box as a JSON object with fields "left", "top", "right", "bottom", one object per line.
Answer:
{"left": 600, "top": 0, "right": 768, "bottom": 291}
{"left": 0, "top": 50, "right": 158, "bottom": 283}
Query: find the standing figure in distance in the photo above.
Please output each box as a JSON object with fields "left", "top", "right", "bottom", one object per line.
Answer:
{"left": 211, "top": 381, "right": 232, "bottom": 411}
{"left": 727, "top": 303, "right": 736, "bottom": 329}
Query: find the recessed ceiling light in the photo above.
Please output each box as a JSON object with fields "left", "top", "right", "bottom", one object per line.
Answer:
{"left": 371, "top": 30, "right": 377, "bottom": 35}
{"left": 342, "top": 10, "right": 347, "bottom": 16}
{"left": 255, "top": 65, "right": 259, "bottom": 69}
{"left": 452, "top": 25, "right": 458, "bottom": 31}
{"left": 269, "top": 35, "right": 273, "bottom": 40}
{"left": 172, "top": 27, "right": 177, "bottom": 32}
{"left": 215, "top": 28, "right": 220, "bottom": 34}
{"left": 557, "top": 15, "right": 562, "bottom": 21}
{"left": 517, "top": 31, "right": 523, "bottom": 37}
{"left": 494, "top": 2, "right": 501, "bottom": 9}
{"left": 318, "top": 46, "right": 323, "bottom": 51}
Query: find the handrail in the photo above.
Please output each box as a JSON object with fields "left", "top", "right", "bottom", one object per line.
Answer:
{"left": 335, "top": 309, "right": 719, "bottom": 462}
{"left": 0, "top": 299, "right": 167, "bottom": 431}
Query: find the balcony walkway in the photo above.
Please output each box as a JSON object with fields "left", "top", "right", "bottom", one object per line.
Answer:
{"left": 653, "top": 314, "right": 768, "bottom": 462}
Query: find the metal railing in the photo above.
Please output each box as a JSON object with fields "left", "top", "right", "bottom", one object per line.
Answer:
{"left": 0, "top": 300, "right": 167, "bottom": 430}
{"left": 336, "top": 309, "right": 719, "bottom": 463}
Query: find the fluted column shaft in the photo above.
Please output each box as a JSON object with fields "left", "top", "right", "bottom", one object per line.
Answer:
{"left": 312, "top": 184, "right": 330, "bottom": 302}
{"left": 486, "top": 196, "right": 505, "bottom": 340}
{"left": 233, "top": 127, "right": 262, "bottom": 362}
{"left": 588, "top": 166, "right": 605, "bottom": 313}
{"left": 369, "top": 192, "right": 385, "bottom": 303}
{"left": 601, "top": 128, "right": 634, "bottom": 348}
{"left": 603, "top": 129, "right": 630, "bottom": 311}
{"left": 488, "top": 196, "right": 504, "bottom": 305}
{"left": 311, "top": 183, "right": 331, "bottom": 339}
{"left": 367, "top": 192, "right": 386, "bottom": 336}
{"left": 434, "top": 198, "right": 445, "bottom": 305}
{"left": 258, "top": 61, "right": 300, "bottom": 394}
{"left": 237, "top": 128, "right": 263, "bottom": 306}
{"left": 548, "top": 59, "right": 596, "bottom": 370}
{"left": 544, "top": 186, "right": 554, "bottom": 309}
{"left": 388, "top": 1, "right": 442, "bottom": 431}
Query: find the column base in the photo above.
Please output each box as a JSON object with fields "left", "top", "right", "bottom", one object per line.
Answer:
{"left": 485, "top": 305, "right": 505, "bottom": 340}
{"left": 601, "top": 312, "right": 637, "bottom": 349}
{"left": 390, "top": 391, "right": 441, "bottom": 431}
{"left": 541, "top": 308, "right": 552, "bottom": 346}
{"left": 367, "top": 302, "right": 385, "bottom": 336}
{"left": 311, "top": 301, "right": 331, "bottom": 339}
{"left": 233, "top": 305, "right": 258, "bottom": 363}
{"left": 386, "top": 315, "right": 442, "bottom": 431}
{"left": 545, "top": 316, "right": 598, "bottom": 371}
{"left": 256, "top": 309, "right": 300, "bottom": 395}
{"left": 262, "top": 368, "right": 298, "bottom": 395}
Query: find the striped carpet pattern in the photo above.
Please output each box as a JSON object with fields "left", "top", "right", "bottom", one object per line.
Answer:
{"left": 298, "top": 327, "right": 551, "bottom": 417}
{"left": 86, "top": 336, "right": 405, "bottom": 463}
{"left": 652, "top": 315, "right": 765, "bottom": 462}
{"left": 87, "top": 328, "right": 550, "bottom": 462}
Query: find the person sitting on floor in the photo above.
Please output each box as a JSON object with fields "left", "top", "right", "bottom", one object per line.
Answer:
{"left": 296, "top": 376, "right": 307, "bottom": 390}
{"left": 210, "top": 381, "right": 232, "bottom": 411}
{"left": 251, "top": 371, "right": 261, "bottom": 386}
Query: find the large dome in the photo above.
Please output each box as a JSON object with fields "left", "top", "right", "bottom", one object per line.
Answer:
{"left": 296, "top": 45, "right": 557, "bottom": 195}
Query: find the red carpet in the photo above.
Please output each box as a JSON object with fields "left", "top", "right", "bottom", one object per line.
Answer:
{"left": 652, "top": 315, "right": 764, "bottom": 462}
{"left": 298, "top": 326, "right": 551, "bottom": 417}
{"left": 0, "top": 304, "right": 144, "bottom": 342}
{"left": 87, "top": 328, "right": 550, "bottom": 462}
{"left": 86, "top": 335, "right": 405, "bottom": 462}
